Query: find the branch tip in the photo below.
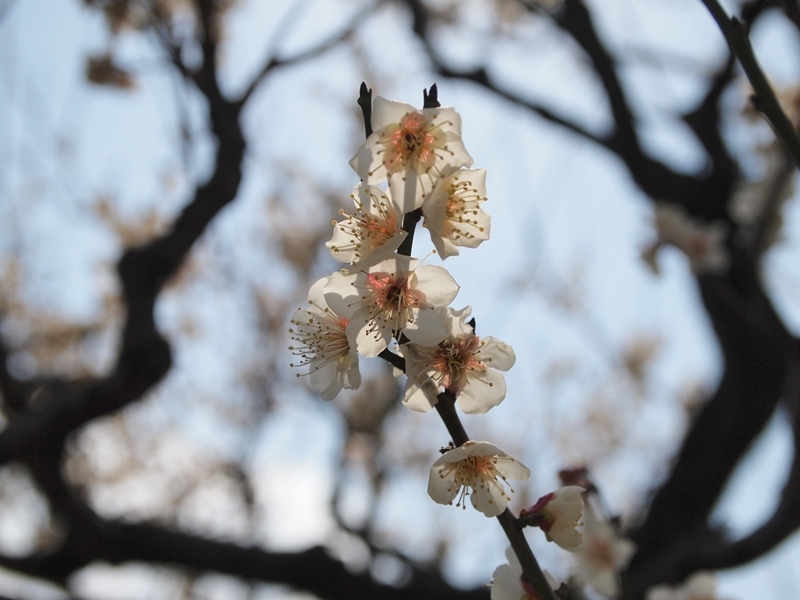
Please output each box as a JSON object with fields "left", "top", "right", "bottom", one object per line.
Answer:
{"left": 358, "top": 82, "right": 373, "bottom": 138}
{"left": 423, "top": 83, "right": 440, "bottom": 108}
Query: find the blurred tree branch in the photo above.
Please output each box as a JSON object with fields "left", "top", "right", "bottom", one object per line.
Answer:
{"left": 3, "top": 1, "right": 800, "bottom": 599}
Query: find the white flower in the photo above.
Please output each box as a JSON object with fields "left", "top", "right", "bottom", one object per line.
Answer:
{"left": 326, "top": 183, "right": 407, "bottom": 268}
{"left": 573, "top": 509, "right": 636, "bottom": 597}
{"left": 523, "top": 486, "right": 584, "bottom": 552}
{"left": 491, "top": 547, "right": 560, "bottom": 600}
{"left": 422, "top": 168, "right": 490, "bottom": 258}
{"left": 643, "top": 203, "right": 729, "bottom": 275}
{"left": 427, "top": 441, "right": 530, "bottom": 517}
{"left": 645, "top": 571, "right": 721, "bottom": 600}
{"left": 402, "top": 306, "right": 515, "bottom": 414}
{"left": 323, "top": 256, "right": 459, "bottom": 357}
{"left": 289, "top": 277, "right": 360, "bottom": 400}
{"left": 350, "top": 97, "right": 473, "bottom": 213}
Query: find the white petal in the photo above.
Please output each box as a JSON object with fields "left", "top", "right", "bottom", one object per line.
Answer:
{"left": 349, "top": 138, "right": 384, "bottom": 183}
{"left": 412, "top": 265, "right": 460, "bottom": 306}
{"left": 432, "top": 441, "right": 476, "bottom": 464}
{"left": 352, "top": 317, "right": 391, "bottom": 357}
{"left": 427, "top": 463, "right": 457, "bottom": 505}
{"left": 456, "top": 211, "right": 491, "bottom": 249}
{"left": 470, "top": 481, "right": 508, "bottom": 517}
{"left": 388, "top": 171, "right": 427, "bottom": 213}
{"left": 457, "top": 368, "right": 507, "bottom": 414}
{"left": 371, "top": 97, "right": 416, "bottom": 130}
{"left": 427, "top": 227, "right": 460, "bottom": 258}
{"left": 494, "top": 456, "right": 532, "bottom": 482}
{"left": 478, "top": 337, "right": 516, "bottom": 371}
{"left": 434, "top": 107, "right": 465, "bottom": 138}
{"left": 504, "top": 546, "right": 522, "bottom": 573}
{"left": 403, "top": 307, "right": 448, "bottom": 346}
{"left": 490, "top": 564, "right": 523, "bottom": 600}
{"left": 340, "top": 352, "right": 361, "bottom": 390}
{"left": 323, "top": 272, "right": 359, "bottom": 318}
{"left": 403, "top": 378, "right": 438, "bottom": 413}
{"left": 310, "top": 360, "right": 342, "bottom": 401}
{"left": 548, "top": 522, "right": 583, "bottom": 551}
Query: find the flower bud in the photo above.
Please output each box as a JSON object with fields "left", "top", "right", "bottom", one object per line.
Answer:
{"left": 523, "top": 486, "right": 584, "bottom": 551}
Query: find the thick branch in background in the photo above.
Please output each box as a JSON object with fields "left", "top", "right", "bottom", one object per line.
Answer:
{"left": 3, "top": 0, "right": 800, "bottom": 598}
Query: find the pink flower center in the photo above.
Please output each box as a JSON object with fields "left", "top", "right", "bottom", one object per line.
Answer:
{"left": 439, "top": 454, "right": 511, "bottom": 509}
{"left": 428, "top": 336, "right": 484, "bottom": 393}
{"left": 382, "top": 112, "right": 437, "bottom": 173}
{"left": 365, "top": 272, "right": 424, "bottom": 331}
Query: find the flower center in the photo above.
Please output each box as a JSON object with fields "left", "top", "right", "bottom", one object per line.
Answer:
{"left": 439, "top": 454, "right": 513, "bottom": 509}
{"left": 329, "top": 188, "right": 401, "bottom": 262}
{"left": 364, "top": 272, "right": 423, "bottom": 333}
{"left": 438, "top": 178, "right": 486, "bottom": 241}
{"left": 428, "top": 336, "right": 483, "bottom": 392}
{"left": 377, "top": 111, "right": 449, "bottom": 177}
{"left": 289, "top": 303, "right": 350, "bottom": 375}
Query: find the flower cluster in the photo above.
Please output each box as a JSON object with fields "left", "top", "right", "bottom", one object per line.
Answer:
{"left": 290, "top": 93, "right": 510, "bottom": 417}
{"left": 291, "top": 89, "right": 642, "bottom": 600}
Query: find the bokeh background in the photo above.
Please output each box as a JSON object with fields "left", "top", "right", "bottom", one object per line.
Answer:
{"left": 1, "top": 0, "right": 800, "bottom": 598}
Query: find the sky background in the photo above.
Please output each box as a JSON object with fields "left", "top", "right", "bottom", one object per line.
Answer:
{"left": 2, "top": 0, "right": 800, "bottom": 598}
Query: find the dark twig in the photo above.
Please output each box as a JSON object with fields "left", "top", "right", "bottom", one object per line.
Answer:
{"left": 700, "top": 0, "right": 800, "bottom": 168}
{"left": 423, "top": 83, "right": 440, "bottom": 108}
{"left": 378, "top": 348, "right": 405, "bottom": 371}
{"left": 397, "top": 209, "right": 422, "bottom": 257}
{"left": 358, "top": 82, "right": 373, "bottom": 138}
{"left": 240, "top": 3, "right": 375, "bottom": 104}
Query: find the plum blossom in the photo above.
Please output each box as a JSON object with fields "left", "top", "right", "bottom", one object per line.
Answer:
{"left": 324, "top": 256, "right": 459, "bottom": 358}
{"left": 326, "top": 183, "right": 406, "bottom": 268}
{"left": 422, "top": 168, "right": 490, "bottom": 258}
{"left": 289, "top": 277, "right": 360, "bottom": 401}
{"left": 350, "top": 96, "right": 473, "bottom": 213}
{"left": 427, "top": 440, "right": 530, "bottom": 517}
{"left": 642, "top": 203, "right": 729, "bottom": 275}
{"left": 573, "top": 509, "right": 636, "bottom": 597}
{"left": 645, "top": 571, "right": 722, "bottom": 600}
{"left": 402, "top": 306, "right": 515, "bottom": 414}
{"left": 522, "top": 486, "right": 584, "bottom": 551}
{"left": 490, "top": 547, "right": 560, "bottom": 600}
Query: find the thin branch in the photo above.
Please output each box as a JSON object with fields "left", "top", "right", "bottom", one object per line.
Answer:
{"left": 435, "top": 64, "right": 607, "bottom": 147}
{"left": 378, "top": 348, "right": 405, "bottom": 371}
{"left": 700, "top": 0, "right": 800, "bottom": 167}
{"left": 239, "top": 2, "right": 378, "bottom": 104}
